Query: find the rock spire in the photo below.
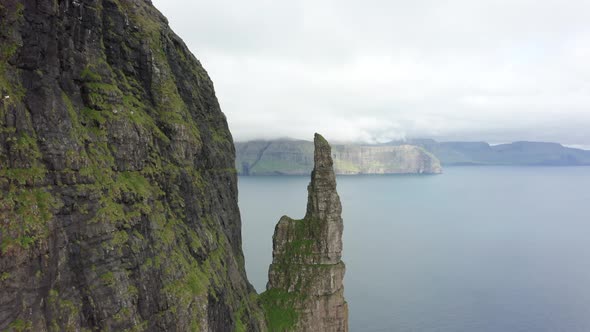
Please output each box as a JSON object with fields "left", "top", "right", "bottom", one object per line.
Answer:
{"left": 261, "top": 133, "right": 348, "bottom": 331}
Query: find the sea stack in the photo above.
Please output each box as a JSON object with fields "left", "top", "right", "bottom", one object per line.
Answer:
{"left": 261, "top": 133, "right": 348, "bottom": 331}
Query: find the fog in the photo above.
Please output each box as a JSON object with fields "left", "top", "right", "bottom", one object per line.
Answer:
{"left": 153, "top": 0, "right": 590, "bottom": 147}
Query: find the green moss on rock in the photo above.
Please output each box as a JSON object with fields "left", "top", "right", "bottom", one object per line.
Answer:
{"left": 0, "top": 0, "right": 265, "bottom": 330}
{"left": 258, "top": 289, "right": 299, "bottom": 331}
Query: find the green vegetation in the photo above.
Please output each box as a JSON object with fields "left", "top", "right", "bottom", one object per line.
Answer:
{"left": 160, "top": 249, "right": 210, "bottom": 311}
{"left": 258, "top": 289, "right": 299, "bottom": 331}
{"left": 0, "top": 187, "right": 61, "bottom": 254}
{"left": 0, "top": 2, "right": 25, "bottom": 117}
{"left": 0, "top": 1, "right": 259, "bottom": 329}
{"left": 257, "top": 217, "right": 326, "bottom": 331}
{"left": 81, "top": 107, "right": 109, "bottom": 127}
{"left": 234, "top": 316, "right": 246, "bottom": 332}
{"left": 113, "top": 307, "right": 132, "bottom": 324}
{"left": 12, "top": 132, "right": 41, "bottom": 159}
{"left": 233, "top": 293, "right": 265, "bottom": 332}
{"left": 0, "top": 9, "right": 57, "bottom": 252}
{"left": 100, "top": 272, "right": 115, "bottom": 286}
{"left": 333, "top": 159, "right": 361, "bottom": 173}
{"left": 5, "top": 319, "right": 32, "bottom": 332}
{"left": 211, "top": 128, "right": 230, "bottom": 145}
{"left": 47, "top": 289, "right": 79, "bottom": 332}
{"left": 116, "top": 0, "right": 204, "bottom": 164}
{"left": 109, "top": 230, "right": 129, "bottom": 255}
{"left": 0, "top": 166, "right": 46, "bottom": 186}
{"left": 81, "top": 66, "right": 102, "bottom": 82}
{"left": 274, "top": 217, "right": 324, "bottom": 267}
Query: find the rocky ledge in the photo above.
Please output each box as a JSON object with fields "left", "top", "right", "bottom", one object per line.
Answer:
{"left": 260, "top": 134, "right": 348, "bottom": 331}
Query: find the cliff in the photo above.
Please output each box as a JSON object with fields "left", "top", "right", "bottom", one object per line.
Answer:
{"left": 260, "top": 134, "right": 348, "bottom": 331}
{"left": 236, "top": 139, "right": 442, "bottom": 175}
{"left": 391, "top": 139, "right": 590, "bottom": 166}
{"left": 0, "top": 1, "right": 264, "bottom": 330}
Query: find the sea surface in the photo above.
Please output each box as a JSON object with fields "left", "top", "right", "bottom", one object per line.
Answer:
{"left": 238, "top": 167, "right": 590, "bottom": 332}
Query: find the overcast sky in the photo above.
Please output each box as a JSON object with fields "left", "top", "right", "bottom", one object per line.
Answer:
{"left": 152, "top": 0, "right": 590, "bottom": 147}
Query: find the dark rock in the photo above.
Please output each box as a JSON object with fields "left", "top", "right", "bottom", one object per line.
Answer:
{"left": 0, "top": 1, "right": 263, "bottom": 331}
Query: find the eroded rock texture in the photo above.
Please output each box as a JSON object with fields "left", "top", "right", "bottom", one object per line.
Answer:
{"left": 261, "top": 134, "right": 348, "bottom": 332}
{"left": 0, "top": 0, "right": 263, "bottom": 330}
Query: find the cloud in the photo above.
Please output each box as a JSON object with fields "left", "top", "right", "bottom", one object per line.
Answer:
{"left": 152, "top": 0, "right": 590, "bottom": 146}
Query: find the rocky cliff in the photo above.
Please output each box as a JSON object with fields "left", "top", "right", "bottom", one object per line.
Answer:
{"left": 0, "top": 0, "right": 264, "bottom": 330}
{"left": 332, "top": 144, "right": 441, "bottom": 174}
{"left": 260, "top": 134, "right": 348, "bottom": 331}
{"left": 235, "top": 139, "right": 442, "bottom": 175}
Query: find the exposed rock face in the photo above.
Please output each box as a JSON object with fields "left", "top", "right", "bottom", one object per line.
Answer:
{"left": 0, "top": 1, "right": 263, "bottom": 330}
{"left": 235, "top": 139, "right": 442, "bottom": 175}
{"left": 332, "top": 144, "right": 441, "bottom": 174}
{"left": 261, "top": 134, "right": 348, "bottom": 332}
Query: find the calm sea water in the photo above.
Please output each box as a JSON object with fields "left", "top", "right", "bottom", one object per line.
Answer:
{"left": 238, "top": 167, "right": 590, "bottom": 332}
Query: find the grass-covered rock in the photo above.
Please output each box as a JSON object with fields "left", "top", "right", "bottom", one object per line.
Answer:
{"left": 261, "top": 134, "right": 348, "bottom": 331}
{"left": 0, "top": 1, "right": 263, "bottom": 330}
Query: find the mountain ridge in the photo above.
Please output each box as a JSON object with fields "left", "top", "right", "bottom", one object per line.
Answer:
{"left": 387, "top": 139, "right": 590, "bottom": 166}
{"left": 235, "top": 138, "right": 590, "bottom": 174}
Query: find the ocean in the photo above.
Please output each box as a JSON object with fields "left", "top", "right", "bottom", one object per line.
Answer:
{"left": 238, "top": 166, "right": 590, "bottom": 331}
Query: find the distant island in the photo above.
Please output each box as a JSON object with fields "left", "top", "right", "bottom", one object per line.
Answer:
{"left": 236, "top": 139, "right": 442, "bottom": 175}
{"left": 235, "top": 138, "right": 590, "bottom": 175}
{"left": 391, "top": 139, "right": 590, "bottom": 166}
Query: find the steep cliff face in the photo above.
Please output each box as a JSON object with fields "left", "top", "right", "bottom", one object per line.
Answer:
{"left": 235, "top": 139, "right": 442, "bottom": 175}
{"left": 332, "top": 144, "right": 441, "bottom": 174}
{"left": 0, "top": 1, "right": 263, "bottom": 330}
{"left": 260, "top": 134, "right": 348, "bottom": 331}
